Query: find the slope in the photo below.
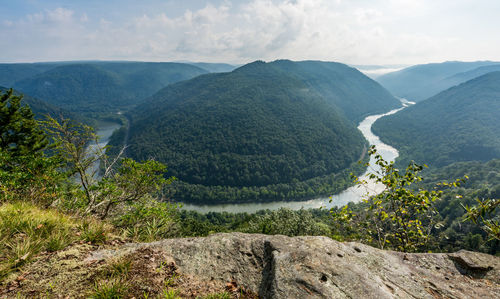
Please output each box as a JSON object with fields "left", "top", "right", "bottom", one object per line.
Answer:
{"left": 0, "top": 86, "right": 88, "bottom": 124}
{"left": 0, "top": 63, "right": 61, "bottom": 88}
{"left": 123, "top": 61, "right": 368, "bottom": 203}
{"left": 376, "top": 61, "right": 500, "bottom": 102}
{"left": 271, "top": 60, "right": 401, "bottom": 123}
{"left": 372, "top": 71, "right": 500, "bottom": 167}
{"left": 13, "top": 62, "right": 208, "bottom": 117}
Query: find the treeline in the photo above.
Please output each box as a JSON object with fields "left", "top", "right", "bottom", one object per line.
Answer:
{"left": 122, "top": 60, "right": 374, "bottom": 203}
{"left": 166, "top": 160, "right": 367, "bottom": 203}
{"left": 373, "top": 71, "right": 500, "bottom": 168}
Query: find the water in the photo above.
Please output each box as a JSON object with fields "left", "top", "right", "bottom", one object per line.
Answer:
{"left": 180, "top": 103, "right": 410, "bottom": 213}
{"left": 87, "top": 121, "right": 122, "bottom": 180}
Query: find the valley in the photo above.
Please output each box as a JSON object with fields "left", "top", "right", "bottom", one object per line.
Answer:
{"left": 180, "top": 104, "right": 407, "bottom": 213}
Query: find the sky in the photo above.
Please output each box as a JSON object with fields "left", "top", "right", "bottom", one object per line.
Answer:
{"left": 1, "top": 0, "right": 500, "bottom": 65}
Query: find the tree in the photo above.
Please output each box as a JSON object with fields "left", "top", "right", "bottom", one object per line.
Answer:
{"left": 463, "top": 198, "right": 499, "bottom": 241}
{"left": 331, "top": 146, "right": 461, "bottom": 252}
{"left": 0, "top": 89, "right": 47, "bottom": 156}
{"left": 43, "top": 116, "right": 175, "bottom": 219}
{"left": 0, "top": 89, "right": 61, "bottom": 204}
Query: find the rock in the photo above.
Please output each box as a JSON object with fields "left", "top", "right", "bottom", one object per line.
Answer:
{"left": 112, "top": 233, "right": 499, "bottom": 298}
{"left": 8, "top": 233, "right": 499, "bottom": 298}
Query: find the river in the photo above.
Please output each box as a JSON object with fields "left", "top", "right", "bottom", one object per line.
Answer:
{"left": 180, "top": 103, "right": 410, "bottom": 213}
{"left": 87, "top": 121, "right": 122, "bottom": 180}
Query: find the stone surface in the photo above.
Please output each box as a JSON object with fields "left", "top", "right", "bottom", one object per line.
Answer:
{"left": 86, "top": 233, "right": 500, "bottom": 298}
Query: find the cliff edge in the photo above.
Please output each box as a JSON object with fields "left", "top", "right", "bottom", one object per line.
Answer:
{"left": 3, "top": 233, "right": 499, "bottom": 298}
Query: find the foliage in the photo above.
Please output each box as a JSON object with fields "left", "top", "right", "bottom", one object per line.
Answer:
{"left": 0, "top": 89, "right": 63, "bottom": 205}
{"left": 43, "top": 116, "right": 175, "bottom": 219}
{"left": 463, "top": 198, "right": 499, "bottom": 240}
{"left": 242, "top": 208, "right": 330, "bottom": 236}
{"left": 114, "top": 199, "right": 180, "bottom": 242}
{"left": 0, "top": 202, "right": 113, "bottom": 281}
{"left": 124, "top": 60, "right": 372, "bottom": 204}
{"left": 12, "top": 62, "right": 208, "bottom": 117}
{"left": 331, "top": 146, "right": 461, "bottom": 252}
{"left": 373, "top": 71, "right": 500, "bottom": 168}
{"left": 90, "top": 279, "right": 129, "bottom": 299}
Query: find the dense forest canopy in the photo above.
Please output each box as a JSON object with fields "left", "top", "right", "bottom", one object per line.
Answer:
{"left": 0, "top": 86, "right": 90, "bottom": 125}
{"left": 116, "top": 60, "right": 400, "bottom": 203}
{"left": 11, "top": 62, "right": 209, "bottom": 116}
{"left": 271, "top": 60, "right": 401, "bottom": 122}
{"left": 376, "top": 61, "right": 500, "bottom": 102}
{"left": 373, "top": 71, "right": 500, "bottom": 167}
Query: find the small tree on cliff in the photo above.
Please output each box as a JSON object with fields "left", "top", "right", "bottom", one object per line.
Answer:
{"left": 331, "top": 146, "right": 461, "bottom": 252}
{"left": 43, "top": 116, "right": 175, "bottom": 219}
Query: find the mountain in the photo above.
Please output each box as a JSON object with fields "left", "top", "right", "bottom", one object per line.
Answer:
{"left": 0, "top": 63, "right": 60, "bottom": 88}
{"left": 372, "top": 71, "right": 500, "bottom": 167}
{"left": 376, "top": 61, "right": 500, "bottom": 102}
{"left": 11, "top": 62, "right": 208, "bottom": 117}
{"left": 121, "top": 60, "right": 385, "bottom": 204}
{"left": 187, "top": 62, "right": 237, "bottom": 73}
{"left": 0, "top": 86, "right": 87, "bottom": 124}
{"left": 271, "top": 60, "right": 401, "bottom": 123}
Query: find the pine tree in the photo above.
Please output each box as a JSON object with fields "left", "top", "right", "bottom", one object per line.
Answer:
{"left": 0, "top": 89, "right": 48, "bottom": 156}
{"left": 0, "top": 89, "right": 60, "bottom": 204}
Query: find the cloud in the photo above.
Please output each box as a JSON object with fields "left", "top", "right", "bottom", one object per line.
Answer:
{"left": 1, "top": 0, "right": 499, "bottom": 64}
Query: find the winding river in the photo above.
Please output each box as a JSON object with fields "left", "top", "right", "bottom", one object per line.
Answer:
{"left": 180, "top": 103, "right": 410, "bottom": 213}
{"left": 93, "top": 102, "right": 410, "bottom": 213}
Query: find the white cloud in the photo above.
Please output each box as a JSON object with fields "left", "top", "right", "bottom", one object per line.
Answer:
{"left": 1, "top": 0, "right": 499, "bottom": 64}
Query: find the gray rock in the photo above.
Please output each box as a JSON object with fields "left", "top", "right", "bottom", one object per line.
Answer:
{"left": 92, "top": 233, "right": 500, "bottom": 298}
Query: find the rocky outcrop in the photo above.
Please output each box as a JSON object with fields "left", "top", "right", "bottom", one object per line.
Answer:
{"left": 86, "top": 233, "right": 500, "bottom": 298}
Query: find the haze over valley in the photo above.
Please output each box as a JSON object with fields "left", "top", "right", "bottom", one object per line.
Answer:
{"left": 1, "top": 1, "right": 500, "bottom": 296}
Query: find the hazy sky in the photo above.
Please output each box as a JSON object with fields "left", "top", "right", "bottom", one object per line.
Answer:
{"left": 2, "top": 0, "right": 500, "bottom": 65}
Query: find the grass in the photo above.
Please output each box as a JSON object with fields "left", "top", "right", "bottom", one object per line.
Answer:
{"left": 197, "top": 292, "right": 232, "bottom": 299}
{"left": 0, "top": 201, "right": 113, "bottom": 282}
{"left": 89, "top": 279, "right": 129, "bottom": 298}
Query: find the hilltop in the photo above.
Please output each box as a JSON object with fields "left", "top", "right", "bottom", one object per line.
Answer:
{"left": 373, "top": 71, "right": 500, "bottom": 167}
{"left": 117, "top": 60, "right": 399, "bottom": 204}
{"left": 376, "top": 61, "right": 500, "bottom": 101}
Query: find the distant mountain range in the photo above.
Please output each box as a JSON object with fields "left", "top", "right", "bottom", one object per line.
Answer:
{"left": 0, "top": 61, "right": 240, "bottom": 118}
{"left": 376, "top": 61, "right": 500, "bottom": 102}
{"left": 0, "top": 86, "right": 89, "bottom": 125}
{"left": 117, "top": 60, "right": 399, "bottom": 204}
{"left": 373, "top": 71, "right": 500, "bottom": 167}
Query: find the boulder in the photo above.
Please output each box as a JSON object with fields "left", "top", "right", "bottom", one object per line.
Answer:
{"left": 88, "top": 233, "right": 500, "bottom": 298}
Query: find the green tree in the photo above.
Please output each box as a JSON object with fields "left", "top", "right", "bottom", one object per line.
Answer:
{"left": 0, "top": 89, "right": 61, "bottom": 204}
{"left": 463, "top": 198, "right": 499, "bottom": 241}
{"left": 43, "top": 116, "right": 175, "bottom": 219}
{"left": 331, "top": 146, "right": 461, "bottom": 252}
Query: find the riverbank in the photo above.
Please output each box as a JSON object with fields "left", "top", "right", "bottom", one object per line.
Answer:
{"left": 180, "top": 104, "right": 409, "bottom": 213}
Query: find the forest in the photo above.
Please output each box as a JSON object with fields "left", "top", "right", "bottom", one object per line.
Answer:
{"left": 373, "top": 71, "right": 500, "bottom": 168}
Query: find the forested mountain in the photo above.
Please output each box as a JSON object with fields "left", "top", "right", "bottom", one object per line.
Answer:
{"left": 271, "top": 60, "right": 401, "bottom": 122}
{"left": 13, "top": 62, "right": 208, "bottom": 116}
{"left": 187, "top": 62, "right": 237, "bottom": 73}
{"left": 0, "top": 63, "right": 61, "bottom": 88}
{"left": 376, "top": 61, "right": 500, "bottom": 101}
{"left": 372, "top": 71, "right": 500, "bottom": 167}
{"left": 0, "top": 86, "right": 88, "bottom": 124}
{"left": 117, "top": 60, "right": 398, "bottom": 204}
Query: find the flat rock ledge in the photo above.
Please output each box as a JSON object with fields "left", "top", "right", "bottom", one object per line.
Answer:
{"left": 84, "top": 233, "right": 500, "bottom": 298}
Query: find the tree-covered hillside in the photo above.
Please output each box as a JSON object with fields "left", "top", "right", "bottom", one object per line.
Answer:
{"left": 0, "top": 63, "right": 61, "bottom": 88}
{"left": 0, "top": 86, "right": 89, "bottom": 124}
{"left": 121, "top": 60, "right": 374, "bottom": 204}
{"left": 376, "top": 61, "right": 500, "bottom": 102}
{"left": 272, "top": 60, "right": 400, "bottom": 122}
{"left": 372, "top": 71, "right": 500, "bottom": 167}
{"left": 13, "top": 62, "right": 208, "bottom": 117}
